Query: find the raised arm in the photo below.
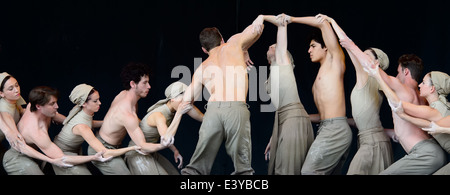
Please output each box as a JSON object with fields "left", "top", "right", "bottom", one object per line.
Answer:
{"left": 273, "top": 14, "right": 290, "bottom": 66}
{"left": 321, "top": 15, "right": 370, "bottom": 87}
{"left": 370, "top": 65, "right": 402, "bottom": 106}
{"left": 227, "top": 15, "right": 264, "bottom": 51}
{"left": 289, "top": 14, "right": 345, "bottom": 65}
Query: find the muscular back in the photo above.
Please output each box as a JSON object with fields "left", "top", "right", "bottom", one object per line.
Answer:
{"left": 200, "top": 42, "right": 249, "bottom": 102}
{"left": 313, "top": 53, "right": 346, "bottom": 120}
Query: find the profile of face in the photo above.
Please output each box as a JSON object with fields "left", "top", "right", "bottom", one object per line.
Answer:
{"left": 38, "top": 95, "right": 59, "bottom": 118}
{"left": 0, "top": 77, "right": 21, "bottom": 103}
{"left": 266, "top": 44, "right": 276, "bottom": 64}
{"left": 134, "top": 75, "right": 151, "bottom": 98}
{"left": 364, "top": 49, "right": 377, "bottom": 63}
{"left": 396, "top": 64, "right": 406, "bottom": 83}
{"left": 418, "top": 73, "right": 434, "bottom": 97}
{"left": 308, "top": 40, "right": 327, "bottom": 63}
{"left": 83, "top": 90, "right": 101, "bottom": 113}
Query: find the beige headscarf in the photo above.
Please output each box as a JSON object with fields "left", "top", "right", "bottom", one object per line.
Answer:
{"left": 430, "top": 71, "right": 450, "bottom": 107}
{"left": 0, "top": 72, "right": 26, "bottom": 106}
{"left": 63, "top": 83, "right": 94, "bottom": 125}
{"left": 371, "top": 48, "right": 389, "bottom": 71}
{"left": 146, "top": 81, "right": 188, "bottom": 113}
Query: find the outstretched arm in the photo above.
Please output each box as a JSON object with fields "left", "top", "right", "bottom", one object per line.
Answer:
{"left": 424, "top": 116, "right": 450, "bottom": 135}
{"left": 31, "top": 130, "right": 110, "bottom": 165}
{"left": 289, "top": 14, "right": 345, "bottom": 66}
{"left": 227, "top": 15, "right": 264, "bottom": 51}
{"left": 0, "top": 112, "right": 72, "bottom": 167}
{"left": 74, "top": 124, "right": 142, "bottom": 158}
{"left": 124, "top": 114, "right": 167, "bottom": 153}
{"left": 401, "top": 102, "right": 443, "bottom": 122}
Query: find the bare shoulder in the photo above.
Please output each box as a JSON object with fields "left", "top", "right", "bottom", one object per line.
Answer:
{"left": 147, "top": 112, "right": 165, "bottom": 126}
{"left": 226, "top": 33, "right": 241, "bottom": 45}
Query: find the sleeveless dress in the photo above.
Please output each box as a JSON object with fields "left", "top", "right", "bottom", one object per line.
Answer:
{"left": 347, "top": 77, "right": 394, "bottom": 175}
{"left": 125, "top": 104, "right": 180, "bottom": 175}
{"left": 266, "top": 64, "right": 314, "bottom": 175}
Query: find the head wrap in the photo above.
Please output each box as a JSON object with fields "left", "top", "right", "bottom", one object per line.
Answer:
{"left": 430, "top": 71, "right": 450, "bottom": 107}
{"left": 371, "top": 48, "right": 389, "bottom": 71}
{"left": 0, "top": 72, "right": 26, "bottom": 106}
{"left": 63, "top": 84, "right": 94, "bottom": 125}
{"left": 146, "top": 81, "right": 188, "bottom": 113}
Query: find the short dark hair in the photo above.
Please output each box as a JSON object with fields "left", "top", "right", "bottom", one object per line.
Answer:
{"left": 199, "top": 27, "right": 222, "bottom": 52}
{"left": 308, "top": 28, "right": 325, "bottom": 49}
{"left": 120, "top": 62, "right": 150, "bottom": 90}
{"left": 398, "top": 54, "right": 424, "bottom": 83}
{"left": 29, "top": 86, "right": 59, "bottom": 112}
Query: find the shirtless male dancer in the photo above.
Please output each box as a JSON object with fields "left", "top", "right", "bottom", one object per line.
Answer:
{"left": 355, "top": 52, "right": 447, "bottom": 174}
{"left": 178, "top": 15, "right": 264, "bottom": 175}
{"left": 87, "top": 62, "right": 167, "bottom": 175}
{"left": 283, "top": 14, "right": 352, "bottom": 175}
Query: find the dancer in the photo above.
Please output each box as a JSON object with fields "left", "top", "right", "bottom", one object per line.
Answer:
{"left": 3, "top": 86, "right": 109, "bottom": 175}
{"left": 341, "top": 36, "right": 446, "bottom": 174}
{"left": 283, "top": 14, "right": 352, "bottom": 175}
{"left": 125, "top": 81, "right": 203, "bottom": 175}
{"left": 52, "top": 83, "right": 142, "bottom": 175}
{"left": 318, "top": 15, "right": 394, "bottom": 174}
{"left": 87, "top": 62, "right": 170, "bottom": 175}
{"left": 262, "top": 14, "right": 314, "bottom": 175}
{"left": 179, "top": 14, "right": 264, "bottom": 175}
{"left": 377, "top": 71, "right": 450, "bottom": 174}
{"left": 1, "top": 72, "right": 72, "bottom": 174}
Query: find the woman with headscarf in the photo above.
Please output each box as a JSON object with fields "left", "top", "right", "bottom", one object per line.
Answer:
{"left": 316, "top": 15, "right": 394, "bottom": 174}
{"left": 52, "top": 83, "right": 142, "bottom": 175}
{"left": 125, "top": 81, "right": 203, "bottom": 175}
{"left": 1, "top": 72, "right": 72, "bottom": 174}
{"left": 383, "top": 71, "right": 450, "bottom": 174}
{"left": 261, "top": 14, "right": 314, "bottom": 175}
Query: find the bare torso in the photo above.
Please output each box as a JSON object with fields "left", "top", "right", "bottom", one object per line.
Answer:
{"left": 17, "top": 108, "right": 51, "bottom": 147}
{"left": 312, "top": 54, "right": 346, "bottom": 120}
{"left": 99, "top": 90, "right": 137, "bottom": 145}
{"left": 393, "top": 86, "right": 429, "bottom": 153}
{"left": 201, "top": 42, "right": 248, "bottom": 102}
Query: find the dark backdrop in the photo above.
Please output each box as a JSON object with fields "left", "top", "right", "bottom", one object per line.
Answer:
{"left": 0, "top": 0, "right": 449, "bottom": 175}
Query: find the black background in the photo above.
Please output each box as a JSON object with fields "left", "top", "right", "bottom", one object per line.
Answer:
{"left": 1, "top": 0, "right": 449, "bottom": 175}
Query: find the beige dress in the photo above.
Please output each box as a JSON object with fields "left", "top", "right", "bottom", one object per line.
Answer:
{"left": 125, "top": 104, "right": 180, "bottom": 175}
{"left": 266, "top": 64, "right": 314, "bottom": 175}
{"left": 52, "top": 110, "right": 93, "bottom": 175}
{"left": 347, "top": 77, "right": 394, "bottom": 174}
{"left": 430, "top": 101, "right": 450, "bottom": 175}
